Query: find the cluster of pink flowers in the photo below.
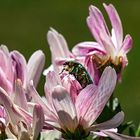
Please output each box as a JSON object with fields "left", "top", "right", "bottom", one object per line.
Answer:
{"left": 0, "top": 3, "right": 139, "bottom": 140}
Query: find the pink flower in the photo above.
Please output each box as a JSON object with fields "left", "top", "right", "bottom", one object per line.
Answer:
{"left": 0, "top": 85, "right": 44, "bottom": 140}
{"left": 73, "top": 3, "right": 133, "bottom": 83}
{"left": 0, "top": 45, "right": 45, "bottom": 95}
{"left": 0, "top": 45, "right": 45, "bottom": 139}
{"left": 28, "top": 66, "right": 138, "bottom": 139}
{"left": 30, "top": 66, "right": 140, "bottom": 139}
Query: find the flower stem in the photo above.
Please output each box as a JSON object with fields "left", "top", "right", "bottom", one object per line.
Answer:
{"left": 109, "top": 94, "right": 114, "bottom": 112}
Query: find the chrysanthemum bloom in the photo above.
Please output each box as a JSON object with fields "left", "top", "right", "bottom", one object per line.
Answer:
{"left": 0, "top": 85, "right": 44, "bottom": 140}
{"left": 0, "top": 45, "right": 45, "bottom": 137}
{"left": 29, "top": 66, "right": 140, "bottom": 139}
{"left": 72, "top": 3, "right": 133, "bottom": 83}
{"left": 0, "top": 44, "right": 45, "bottom": 95}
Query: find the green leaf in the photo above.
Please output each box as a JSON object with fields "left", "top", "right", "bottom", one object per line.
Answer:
{"left": 136, "top": 124, "right": 140, "bottom": 137}
{"left": 118, "top": 121, "right": 133, "bottom": 133}
{"left": 129, "top": 124, "right": 136, "bottom": 136}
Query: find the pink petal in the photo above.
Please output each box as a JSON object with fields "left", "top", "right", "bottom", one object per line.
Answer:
{"left": 12, "top": 79, "right": 28, "bottom": 111}
{"left": 61, "top": 74, "right": 82, "bottom": 103}
{"left": 0, "top": 87, "right": 24, "bottom": 125}
{"left": 0, "top": 45, "right": 14, "bottom": 84}
{"left": 0, "top": 44, "right": 9, "bottom": 54}
{"left": 27, "top": 50, "right": 45, "bottom": 88}
{"left": 87, "top": 5, "right": 115, "bottom": 54}
{"left": 10, "top": 51, "right": 27, "bottom": 87}
{"left": 16, "top": 106, "right": 32, "bottom": 123}
{"left": 103, "top": 3, "right": 123, "bottom": 48}
{"left": 52, "top": 85, "right": 78, "bottom": 132}
{"left": 75, "top": 84, "right": 97, "bottom": 127}
{"left": 0, "top": 106, "right": 5, "bottom": 118}
{"left": 47, "top": 28, "right": 73, "bottom": 74}
{"left": 102, "top": 130, "right": 140, "bottom": 140}
{"left": 44, "top": 71, "right": 61, "bottom": 99}
{"left": 91, "top": 67, "right": 117, "bottom": 122}
{"left": 121, "top": 34, "right": 133, "bottom": 54}
{"left": 0, "top": 50, "right": 8, "bottom": 73}
{"left": 47, "top": 28, "right": 71, "bottom": 63}
{"left": 84, "top": 56, "right": 99, "bottom": 83}
{"left": 76, "top": 67, "right": 117, "bottom": 126}
{"left": 0, "top": 68, "right": 12, "bottom": 93}
{"left": 92, "top": 128, "right": 117, "bottom": 137}
{"left": 72, "top": 41, "right": 105, "bottom": 56}
{"left": 32, "top": 104, "right": 44, "bottom": 140}
{"left": 28, "top": 81, "right": 57, "bottom": 121}
{"left": 90, "top": 111, "right": 124, "bottom": 131}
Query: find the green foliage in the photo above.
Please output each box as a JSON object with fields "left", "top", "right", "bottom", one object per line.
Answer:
{"left": 0, "top": 132, "right": 7, "bottom": 140}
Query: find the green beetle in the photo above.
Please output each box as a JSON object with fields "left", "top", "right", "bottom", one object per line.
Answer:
{"left": 61, "top": 61, "right": 93, "bottom": 88}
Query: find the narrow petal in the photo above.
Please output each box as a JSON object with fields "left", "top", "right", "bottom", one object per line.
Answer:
{"left": 72, "top": 41, "right": 105, "bottom": 56}
{"left": 28, "top": 81, "right": 57, "bottom": 121}
{"left": 102, "top": 130, "right": 140, "bottom": 140}
{"left": 87, "top": 5, "right": 115, "bottom": 54}
{"left": 91, "top": 67, "right": 117, "bottom": 122}
{"left": 27, "top": 50, "right": 45, "bottom": 88}
{"left": 92, "top": 128, "right": 117, "bottom": 137}
{"left": 52, "top": 85, "right": 78, "bottom": 132}
{"left": 0, "top": 45, "right": 14, "bottom": 84}
{"left": 44, "top": 71, "right": 61, "bottom": 99}
{"left": 0, "top": 68, "right": 12, "bottom": 93}
{"left": 10, "top": 51, "right": 27, "bottom": 87}
{"left": 0, "top": 90, "right": 32, "bottom": 125}
{"left": 47, "top": 28, "right": 70, "bottom": 59}
{"left": 0, "top": 49, "right": 9, "bottom": 72}
{"left": 16, "top": 106, "right": 32, "bottom": 123}
{"left": 75, "top": 84, "right": 97, "bottom": 126}
{"left": 32, "top": 104, "right": 44, "bottom": 140}
{"left": 84, "top": 56, "right": 98, "bottom": 83}
{"left": 89, "top": 111, "right": 124, "bottom": 131}
{"left": 103, "top": 3, "right": 123, "bottom": 48}
{"left": 76, "top": 67, "right": 117, "bottom": 126}
{"left": 0, "top": 44, "right": 9, "bottom": 53}
{"left": 0, "top": 87, "right": 23, "bottom": 124}
{"left": 0, "top": 88, "right": 32, "bottom": 125}
{"left": 0, "top": 106, "right": 5, "bottom": 118}
{"left": 61, "top": 74, "right": 82, "bottom": 103}
{"left": 47, "top": 28, "right": 72, "bottom": 74}
{"left": 12, "top": 79, "right": 28, "bottom": 111}
{"left": 121, "top": 34, "right": 133, "bottom": 54}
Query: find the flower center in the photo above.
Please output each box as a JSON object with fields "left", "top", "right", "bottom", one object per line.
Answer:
{"left": 61, "top": 124, "right": 89, "bottom": 140}
{"left": 92, "top": 54, "right": 122, "bottom": 74}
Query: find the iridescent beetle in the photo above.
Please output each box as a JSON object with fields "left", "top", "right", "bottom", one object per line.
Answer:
{"left": 61, "top": 61, "right": 93, "bottom": 88}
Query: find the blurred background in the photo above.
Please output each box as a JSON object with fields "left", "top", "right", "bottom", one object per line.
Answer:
{"left": 0, "top": 0, "right": 139, "bottom": 126}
